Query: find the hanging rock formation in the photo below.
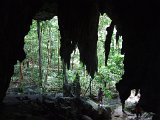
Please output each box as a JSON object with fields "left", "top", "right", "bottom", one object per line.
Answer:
{"left": 0, "top": 0, "right": 160, "bottom": 118}
{"left": 58, "top": 0, "right": 99, "bottom": 78}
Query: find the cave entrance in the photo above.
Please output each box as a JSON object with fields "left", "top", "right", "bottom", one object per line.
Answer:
{"left": 3, "top": 14, "right": 128, "bottom": 120}
{"left": 8, "top": 14, "right": 124, "bottom": 98}
{"left": 0, "top": 1, "right": 159, "bottom": 119}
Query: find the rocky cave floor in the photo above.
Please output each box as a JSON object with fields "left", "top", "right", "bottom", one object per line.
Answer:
{"left": 0, "top": 87, "right": 153, "bottom": 120}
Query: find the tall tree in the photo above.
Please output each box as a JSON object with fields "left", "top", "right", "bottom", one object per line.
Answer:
{"left": 37, "top": 20, "right": 42, "bottom": 87}
{"left": 19, "top": 62, "right": 23, "bottom": 86}
{"left": 62, "top": 60, "right": 68, "bottom": 84}
{"left": 57, "top": 30, "right": 60, "bottom": 75}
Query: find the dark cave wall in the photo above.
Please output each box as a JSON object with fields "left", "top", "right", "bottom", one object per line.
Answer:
{"left": 98, "top": 0, "right": 160, "bottom": 115}
{"left": 108, "top": 0, "right": 160, "bottom": 114}
{"left": 0, "top": 0, "right": 160, "bottom": 116}
{"left": 0, "top": 0, "right": 43, "bottom": 101}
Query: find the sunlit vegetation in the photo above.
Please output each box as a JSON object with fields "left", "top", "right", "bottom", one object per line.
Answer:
{"left": 10, "top": 14, "right": 124, "bottom": 99}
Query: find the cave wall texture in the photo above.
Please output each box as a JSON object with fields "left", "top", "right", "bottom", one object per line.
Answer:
{"left": 0, "top": 0, "right": 160, "bottom": 116}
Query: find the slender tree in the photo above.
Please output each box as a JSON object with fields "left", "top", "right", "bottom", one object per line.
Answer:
{"left": 57, "top": 30, "right": 60, "bottom": 75}
{"left": 89, "top": 78, "right": 92, "bottom": 95}
{"left": 19, "top": 62, "right": 23, "bottom": 85}
{"left": 37, "top": 20, "right": 42, "bottom": 87}
{"left": 62, "top": 60, "right": 68, "bottom": 84}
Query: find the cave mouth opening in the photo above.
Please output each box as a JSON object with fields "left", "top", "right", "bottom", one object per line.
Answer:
{"left": 1, "top": 13, "right": 127, "bottom": 120}
{"left": 0, "top": 4, "right": 128, "bottom": 118}
{"left": 8, "top": 14, "right": 124, "bottom": 99}
{"left": 0, "top": 1, "right": 159, "bottom": 119}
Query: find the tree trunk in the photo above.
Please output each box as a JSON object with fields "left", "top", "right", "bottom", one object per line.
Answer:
{"left": 19, "top": 62, "right": 23, "bottom": 84}
{"left": 62, "top": 60, "right": 68, "bottom": 84}
{"left": 71, "top": 53, "right": 74, "bottom": 70}
{"left": 89, "top": 78, "right": 92, "bottom": 95}
{"left": 53, "top": 49, "right": 56, "bottom": 68}
{"left": 57, "top": 31, "right": 60, "bottom": 75}
{"left": 83, "top": 76, "right": 92, "bottom": 96}
{"left": 26, "top": 60, "right": 29, "bottom": 68}
{"left": 37, "top": 20, "right": 42, "bottom": 87}
{"left": 84, "top": 66, "right": 86, "bottom": 78}
{"left": 45, "top": 28, "right": 50, "bottom": 83}
{"left": 49, "top": 26, "right": 52, "bottom": 67}
{"left": 31, "top": 58, "right": 34, "bottom": 82}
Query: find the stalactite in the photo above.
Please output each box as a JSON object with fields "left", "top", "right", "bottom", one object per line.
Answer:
{"left": 104, "top": 21, "right": 114, "bottom": 65}
{"left": 1, "top": 0, "right": 160, "bottom": 117}
{"left": 58, "top": 0, "right": 100, "bottom": 78}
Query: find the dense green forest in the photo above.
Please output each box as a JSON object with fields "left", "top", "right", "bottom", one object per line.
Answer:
{"left": 10, "top": 14, "right": 124, "bottom": 98}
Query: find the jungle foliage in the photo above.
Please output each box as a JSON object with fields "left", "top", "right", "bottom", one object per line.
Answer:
{"left": 11, "top": 14, "right": 124, "bottom": 99}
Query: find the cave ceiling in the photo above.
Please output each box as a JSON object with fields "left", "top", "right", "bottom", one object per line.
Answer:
{"left": 1, "top": 0, "right": 160, "bottom": 116}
